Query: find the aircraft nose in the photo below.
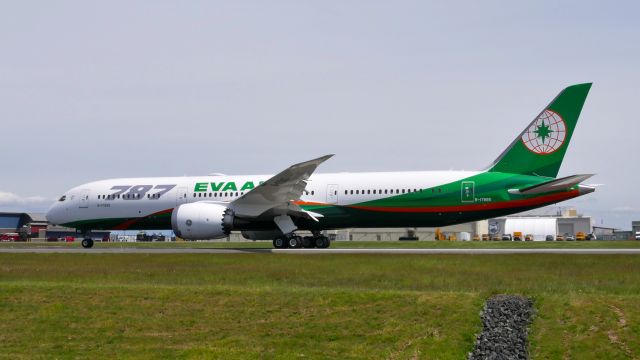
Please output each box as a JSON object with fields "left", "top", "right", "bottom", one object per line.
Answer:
{"left": 46, "top": 203, "right": 62, "bottom": 225}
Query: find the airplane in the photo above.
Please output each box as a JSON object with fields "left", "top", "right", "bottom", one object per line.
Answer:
{"left": 46, "top": 83, "right": 595, "bottom": 249}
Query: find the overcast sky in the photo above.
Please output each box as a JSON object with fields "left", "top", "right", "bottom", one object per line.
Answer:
{"left": 1, "top": 1, "right": 638, "bottom": 228}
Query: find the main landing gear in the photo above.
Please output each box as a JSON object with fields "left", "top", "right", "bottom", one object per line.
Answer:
{"left": 272, "top": 233, "right": 331, "bottom": 249}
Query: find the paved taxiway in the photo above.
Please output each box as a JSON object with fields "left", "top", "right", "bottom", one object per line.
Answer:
{"left": 1, "top": 248, "right": 640, "bottom": 254}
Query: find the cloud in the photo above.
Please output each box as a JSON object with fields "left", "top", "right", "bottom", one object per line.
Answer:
{"left": 0, "top": 192, "right": 52, "bottom": 207}
{"left": 611, "top": 206, "right": 640, "bottom": 213}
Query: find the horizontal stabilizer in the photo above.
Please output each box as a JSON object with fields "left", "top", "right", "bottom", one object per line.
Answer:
{"left": 509, "top": 174, "right": 594, "bottom": 195}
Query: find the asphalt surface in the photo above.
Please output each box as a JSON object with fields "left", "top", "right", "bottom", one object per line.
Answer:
{"left": 1, "top": 248, "right": 640, "bottom": 254}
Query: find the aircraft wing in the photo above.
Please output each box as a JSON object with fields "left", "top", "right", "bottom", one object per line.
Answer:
{"left": 509, "top": 174, "right": 594, "bottom": 195}
{"left": 229, "top": 155, "right": 333, "bottom": 218}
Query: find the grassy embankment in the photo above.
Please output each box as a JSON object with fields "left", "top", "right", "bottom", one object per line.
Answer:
{"left": 1, "top": 253, "right": 640, "bottom": 358}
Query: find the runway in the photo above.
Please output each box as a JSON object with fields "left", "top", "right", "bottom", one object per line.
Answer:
{"left": 1, "top": 248, "right": 640, "bottom": 254}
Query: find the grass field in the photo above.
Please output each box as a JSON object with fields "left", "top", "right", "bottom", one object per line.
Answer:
{"left": 2, "top": 239, "right": 640, "bottom": 249}
{"left": 1, "top": 253, "right": 640, "bottom": 359}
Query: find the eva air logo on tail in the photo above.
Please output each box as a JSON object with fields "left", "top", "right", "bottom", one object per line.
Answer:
{"left": 521, "top": 109, "right": 567, "bottom": 154}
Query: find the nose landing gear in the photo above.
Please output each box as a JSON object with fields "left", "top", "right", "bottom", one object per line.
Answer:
{"left": 79, "top": 229, "right": 94, "bottom": 248}
{"left": 81, "top": 238, "right": 94, "bottom": 248}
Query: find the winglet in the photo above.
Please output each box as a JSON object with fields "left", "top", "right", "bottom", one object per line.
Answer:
{"left": 268, "top": 154, "right": 333, "bottom": 186}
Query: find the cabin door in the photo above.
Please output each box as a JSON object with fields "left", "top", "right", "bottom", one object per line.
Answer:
{"left": 326, "top": 184, "right": 339, "bottom": 204}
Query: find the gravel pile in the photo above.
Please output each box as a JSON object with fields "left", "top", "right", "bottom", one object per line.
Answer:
{"left": 469, "top": 295, "right": 535, "bottom": 360}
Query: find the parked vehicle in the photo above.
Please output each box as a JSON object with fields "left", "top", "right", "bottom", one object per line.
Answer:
{"left": 565, "top": 233, "right": 575, "bottom": 241}
{"left": 63, "top": 236, "right": 75, "bottom": 242}
{"left": 501, "top": 234, "right": 512, "bottom": 241}
{"left": 556, "top": 234, "right": 565, "bottom": 241}
{"left": 586, "top": 233, "right": 596, "bottom": 241}
{"left": 513, "top": 231, "right": 523, "bottom": 241}
{"left": 525, "top": 234, "right": 534, "bottom": 241}
{"left": 545, "top": 235, "right": 555, "bottom": 241}
{"left": 576, "top": 232, "right": 586, "bottom": 241}
{"left": 635, "top": 232, "right": 640, "bottom": 240}
{"left": 0, "top": 233, "right": 21, "bottom": 241}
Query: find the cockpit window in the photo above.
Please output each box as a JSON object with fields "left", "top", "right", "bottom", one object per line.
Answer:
{"left": 58, "top": 195, "right": 66, "bottom": 202}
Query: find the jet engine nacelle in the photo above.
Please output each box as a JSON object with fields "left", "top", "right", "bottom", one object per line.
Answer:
{"left": 171, "top": 203, "right": 233, "bottom": 240}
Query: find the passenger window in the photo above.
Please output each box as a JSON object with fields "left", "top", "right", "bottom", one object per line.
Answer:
{"left": 367, "top": 190, "right": 370, "bottom": 194}
{"left": 350, "top": 190, "right": 353, "bottom": 195}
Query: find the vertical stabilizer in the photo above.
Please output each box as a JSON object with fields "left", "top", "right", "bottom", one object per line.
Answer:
{"left": 488, "top": 83, "right": 592, "bottom": 178}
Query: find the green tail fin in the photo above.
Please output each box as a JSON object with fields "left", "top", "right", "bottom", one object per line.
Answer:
{"left": 488, "top": 83, "right": 592, "bottom": 178}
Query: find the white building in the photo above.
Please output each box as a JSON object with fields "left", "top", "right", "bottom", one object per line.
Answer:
{"left": 487, "top": 207, "right": 592, "bottom": 241}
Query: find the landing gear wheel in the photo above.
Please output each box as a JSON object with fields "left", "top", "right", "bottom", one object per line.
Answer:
{"left": 302, "top": 236, "right": 315, "bottom": 248}
{"left": 287, "top": 236, "right": 302, "bottom": 249}
{"left": 81, "top": 238, "right": 94, "bottom": 249}
{"left": 314, "top": 236, "right": 330, "bottom": 249}
{"left": 322, "top": 237, "right": 331, "bottom": 248}
{"left": 273, "top": 237, "right": 286, "bottom": 249}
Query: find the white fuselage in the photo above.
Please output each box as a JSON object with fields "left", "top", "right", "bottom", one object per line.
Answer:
{"left": 46, "top": 171, "right": 479, "bottom": 227}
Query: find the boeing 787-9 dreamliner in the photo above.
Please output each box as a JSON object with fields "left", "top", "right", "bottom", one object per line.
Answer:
{"left": 47, "top": 83, "right": 595, "bottom": 248}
